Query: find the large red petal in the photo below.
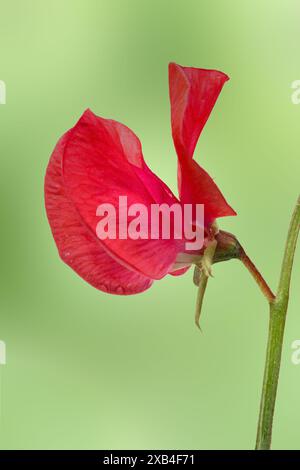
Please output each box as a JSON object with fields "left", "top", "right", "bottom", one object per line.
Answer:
{"left": 45, "top": 132, "right": 153, "bottom": 295}
{"left": 62, "top": 110, "right": 185, "bottom": 280}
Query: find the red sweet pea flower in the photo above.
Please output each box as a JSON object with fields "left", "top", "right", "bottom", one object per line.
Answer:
{"left": 44, "top": 63, "right": 236, "bottom": 295}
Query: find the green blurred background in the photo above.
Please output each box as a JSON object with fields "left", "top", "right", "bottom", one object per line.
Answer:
{"left": 0, "top": 0, "right": 299, "bottom": 450}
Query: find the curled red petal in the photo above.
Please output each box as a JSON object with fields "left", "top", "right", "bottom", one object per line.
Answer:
{"left": 62, "top": 110, "right": 185, "bottom": 280}
{"left": 169, "top": 62, "right": 229, "bottom": 160}
{"left": 45, "top": 132, "right": 153, "bottom": 295}
{"left": 169, "top": 63, "right": 236, "bottom": 223}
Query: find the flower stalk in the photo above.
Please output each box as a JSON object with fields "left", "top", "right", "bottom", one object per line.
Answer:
{"left": 255, "top": 195, "right": 300, "bottom": 450}
{"left": 193, "top": 230, "right": 275, "bottom": 328}
{"left": 240, "top": 251, "right": 276, "bottom": 303}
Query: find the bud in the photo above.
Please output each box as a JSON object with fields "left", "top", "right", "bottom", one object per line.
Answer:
{"left": 213, "top": 230, "right": 242, "bottom": 263}
{"left": 193, "top": 231, "right": 242, "bottom": 286}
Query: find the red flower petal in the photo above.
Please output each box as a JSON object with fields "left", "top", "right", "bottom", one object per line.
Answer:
{"left": 169, "top": 266, "right": 190, "bottom": 276}
{"left": 45, "top": 132, "right": 153, "bottom": 294}
{"left": 179, "top": 159, "right": 236, "bottom": 225}
{"left": 169, "top": 62, "right": 229, "bottom": 160}
{"left": 169, "top": 62, "right": 236, "bottom": 223}
{"left": 62, "top": 110, "right": 185, "bottom": 280}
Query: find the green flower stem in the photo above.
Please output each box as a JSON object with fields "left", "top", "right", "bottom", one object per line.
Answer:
{"left": 255, "top": 195, "right": 300, "bottom": 450}
{"left": 240, "top": 251, "right": 276, "bottom": 303}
